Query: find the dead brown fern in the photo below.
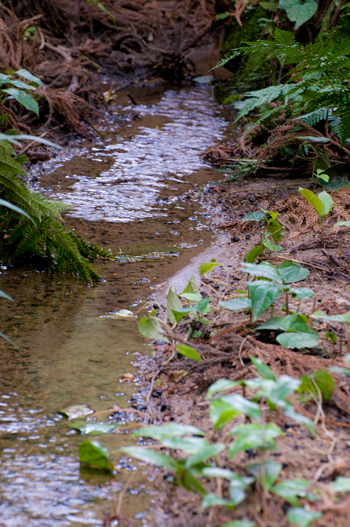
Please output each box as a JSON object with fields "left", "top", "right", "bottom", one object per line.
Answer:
{"left": 275, "top": 188, "right": 350, "bottom": 235}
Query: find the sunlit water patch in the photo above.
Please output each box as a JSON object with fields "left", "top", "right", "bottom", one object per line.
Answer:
{"left": 47, "top": 88, "right": 226, "bottom": 222}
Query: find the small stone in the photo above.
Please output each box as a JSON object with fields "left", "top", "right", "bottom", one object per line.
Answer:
{"left": 120, "top": 373, "right": 134, "bottom": 383}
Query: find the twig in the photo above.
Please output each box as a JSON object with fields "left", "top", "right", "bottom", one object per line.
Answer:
{"left": 17, "top": 133, "right": 47, "bottom": 156}
{"left": 117, "top": 468, "right": 139, "bottom": 515}
{"left": 146, "top": 368, "right": 160, "bottom": 403}
{"left": 238, "top": 336, "right": 248, "bottom": 366}
{"left": 271, "top": 254, "right": 330, "bottom": 272}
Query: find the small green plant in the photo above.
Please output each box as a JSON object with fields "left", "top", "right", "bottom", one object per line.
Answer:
{"left": 119, "top": 359, "right": 327, "bottom": 526}
{"left": 237, "top": 261, "right": 312, "bottom": 321}
{"left": 242, "top": 208, "right": 284, "bottom": 263}
{"left": 298, "top": 187, "right": 334, "bottom": 242}
{"left": 279, "top": 0, "right": 317, "bottom": 30}
{"left": 256, "top": 314, "right": 319, "bottom": 349}
{"left": 0, "top": 69, "right": 42, "bottom": 117}
{"left": 139, "top": 261, "right": 315, "bottom": 352}
{"left": 312, "top": 310, "right": 350, "bottom": 354}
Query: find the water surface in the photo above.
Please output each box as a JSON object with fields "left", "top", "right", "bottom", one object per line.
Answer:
{"left": 0, "top": 86, "right": 228, "bottom": 526}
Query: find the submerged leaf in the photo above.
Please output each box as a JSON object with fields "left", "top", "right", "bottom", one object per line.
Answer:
{"left": 68, "top": 421, "right": 119, "bottom": 434}
{"left": 60, "top": 404, "right": 94, "bottom": 420}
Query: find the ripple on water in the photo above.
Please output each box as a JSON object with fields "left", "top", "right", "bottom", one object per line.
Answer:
{"left": 50, "top": 89, "right": 226, "bottom": 222}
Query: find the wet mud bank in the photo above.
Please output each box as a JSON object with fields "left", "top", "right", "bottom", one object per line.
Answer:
{"left": 0, "top": 86, "right": 235, "bottom": 526}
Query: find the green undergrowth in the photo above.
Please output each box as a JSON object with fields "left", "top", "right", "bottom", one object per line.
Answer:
{"left": 75, "top": 257, "right": 350, "bottom": 525}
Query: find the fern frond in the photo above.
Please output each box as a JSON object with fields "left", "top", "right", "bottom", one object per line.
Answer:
{"left": 0, "top": 146, "right": 102, "bottom": 282}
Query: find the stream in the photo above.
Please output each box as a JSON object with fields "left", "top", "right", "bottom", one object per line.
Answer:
{"left": 0, "top": 86, "right": 229, "bottom": 526}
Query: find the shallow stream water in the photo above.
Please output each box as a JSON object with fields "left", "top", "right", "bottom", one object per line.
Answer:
{"left": 0, "top": 86, "right": 229, "bottom": 526}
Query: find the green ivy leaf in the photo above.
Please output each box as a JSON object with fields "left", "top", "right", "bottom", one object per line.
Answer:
{"left": 220, "top": 394, "right": 261, "bottom": 421}
{"left": 280, "top": 0, "right": 318, "bottom": 30}
{"left": 167, "top": 287, "right": 183, "bottom": 324}
{"left": 210, "top": 398, "right": 241, "bottom": 429}
{"left": 2, "top": 88, "right": 39, "bottom": 116}
{"left": 121, "top": 446, "right": 179, "bottom": 470}
{"left": 228, "top": 423, "right": 282, "bottom": 458}
{"left": 331, "top": 220, "right": 350, "bottom": 231}
{"left": 257, "top": 315, "right": 317, "bottom": 335}
{"left": 248, "top": 461, "right": 282, "bottom": 490}
{"left": 201, "top": 493, "right": 235, "bottom": 510}
{"left": 318, "top": 190, "right": 334, "bottom": 217}
{"left": 16, "top": 68, "right": 44, "bottom": 87}
{"left": 263, "top": 236, "right": 283, "bottom": 252}
{"left": 272, "top": 478, "right": 310, "bottom": 506}
{"left": 242, "top": 211, "right": 266, "bottom": 222}
{"left": 330, "top": 477, "right": 350, "bottom": 492}
{"left": 287, "top": 507, "right": 322, "bottom": 527}
{"left": 182, "top": 274, "right": 200, "bottom": 295}
{"left": 79, "top": 440, "right": 114, "bottom": 471}
{"left": 267, "top": 218, "right": 284, "bottom": 244}
{"left": 277, "top": 261, "right": 309, "bottom": 284}
{"left": 198, "top": 261, "right": 220, "bottom": 277}
{"left": 248, "top": 281, "right": 283, "bottom": 321}
{"left": 186, "top": 443, "right": 226, "bottom": 467}
{"left": 312, "top": 310, "right": 350, "bottom": 324}
{"left": 299, "top": 370, "right": 334, "bottom": 402}
{"left": 289, "top": 287, "right": 314, "bottom": 299}
{"left": 138, "top": 316, "right": 165, "bottom": 341}
{"left": 135, "top": 423, "right": 205, "bottom": 440}
{"left": 161, "top": 437, "right": 209, "bottom": 454}
{"left": 250, "top": 356, "right": 276, "bottom": 380}
{"left": 176, "top": 344, "right": 202, "bottom": 362}
{"left": 325, "top": 331, "right": 337, "bottom": 344}
{"left": 181, "top": 292, "right": 202, "bottom": 303}
{"left": 244, "top": 245, "right": 264, "bottom": 263}
{"left": 276, "top": 332, "right": 319, "bottom": 349}
{"left": 206, "top": 379, "right": 240, "bottom": 399}
{"left": 240, "top": 262, "right": 280, "bottom": 281}
{"left": 299, "top": 187, "right": 323, "bottom": 216}
{"left": 219, "top": 297, "right": 252, "bottom": 311}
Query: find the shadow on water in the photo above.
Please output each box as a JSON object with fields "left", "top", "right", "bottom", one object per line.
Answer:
{"left": 0, "top": 86, "right": 229, "bottom": 526}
